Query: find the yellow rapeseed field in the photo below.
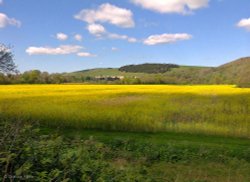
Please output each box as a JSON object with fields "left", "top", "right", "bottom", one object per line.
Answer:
{"left": 0, "top": 85, "right": 249, "bottom": 137}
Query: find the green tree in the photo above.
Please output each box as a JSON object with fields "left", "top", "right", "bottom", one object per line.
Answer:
{"left": 0, "top": 44, "right": 17, "bottom": 74}
{"left": 21, "top": 70, "right": 42, "bottom": 84}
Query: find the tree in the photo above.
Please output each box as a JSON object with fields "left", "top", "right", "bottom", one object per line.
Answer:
{"left": 0, "top": 44, "right": 17, "bottom": 74}
{"left": 21, "top": 70, "right": 42, "bottom": 84}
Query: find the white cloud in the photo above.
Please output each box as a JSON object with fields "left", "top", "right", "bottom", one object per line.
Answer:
{"left": 26, "top": 45, "right": 83, "bottom": 55}
{"left": 75, "top": 3, "right": 135, "bottom": 28}
{"left": 108, "top": 33, "right": 128, "bottom": 40}
{"left": 77, "top": 52, "right": 97, "bottom": 57}
{"left": 111, "top": 47, "right": 118, "bottom": 51}
{"left": 237, "top": 18, "right": 250, "bottom": 31}
{"left": 86, "top": 23, "right": 136, "bottom": 43}
{"left": 108, "top": 33, "right": 137, "bottom": 43}
{"left": 0, "top": 13, "right": 21, "bottom": 28}
{"left": 128, "top": 37, "right": 137, "bottom": 43}
{"left": 74, "top": 34, "right": 83, "bottom": 41}
{"left": 131, "top": 0, "right": 209, "bottom": 14}
{"left": 144, "top": 33, "right": 192, "bottom": 45}
{"left": 56, "top": 33, "right": 68, "bottom": 41}
{"left": 87, "top": 23, "right": 106, "bottom": 36}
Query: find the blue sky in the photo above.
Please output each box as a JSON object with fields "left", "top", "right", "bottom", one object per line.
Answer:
{"left": 0, "top": 0, "right": 249, "bottom": 73}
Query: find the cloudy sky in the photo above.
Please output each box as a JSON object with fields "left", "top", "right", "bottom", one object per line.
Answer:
{"left": 0, "top": 0, "right": 249, "bottom": 73}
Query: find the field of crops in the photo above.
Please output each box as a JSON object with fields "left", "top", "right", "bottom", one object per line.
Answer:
{"left": 1, "top": 85, "right": 249, "bottom": 138}
{"left": 1, "top": 84, "right": 250, "bottom": 181}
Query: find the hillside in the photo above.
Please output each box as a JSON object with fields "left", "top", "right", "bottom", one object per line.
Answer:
{"left": 67, "top": 57, "right": 250, "bottom": 86}
{"left": 69, "top": 66, "right": 211, "bottom": 80}
{"left": 119, "top": 63, "right": 179, "bottom": 73}
{"left": 206, "top": 57, "right": 250, "bottom": 85}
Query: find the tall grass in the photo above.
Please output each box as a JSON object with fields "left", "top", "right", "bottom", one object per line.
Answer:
{"left": 0, "top": 85, "right": 249, "bottom": 137}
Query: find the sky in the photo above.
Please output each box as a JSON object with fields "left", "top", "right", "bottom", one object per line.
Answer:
{"left": 0, "top": 0, "right": 249, "bottom": 73}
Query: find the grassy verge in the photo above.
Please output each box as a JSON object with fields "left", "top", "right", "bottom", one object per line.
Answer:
{"left": 43, "top": 127, "right": 250, "bottom": 162}
{"left": 45, "top": 127, "right": 250, "bottom": 181}
{"left": 1, "top": 120, "right": 250, "bottom": 181}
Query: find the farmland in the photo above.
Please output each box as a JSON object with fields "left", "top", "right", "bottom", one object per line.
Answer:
{"left": 1, "top": 84, "right": 250, "bottom": 181}
{"left": 1, "top": 0, "right": 250, "bottom": 180}
{"left": 0, "top": 85, "right": 249, "bottom": 137}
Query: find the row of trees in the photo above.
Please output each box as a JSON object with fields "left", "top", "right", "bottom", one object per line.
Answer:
{"left": 0, "top": 71, "right": 75, "bottom": 84}
{"left": 3, "top": 71, "right": 248, "bottom": 85}
{"left": 0, "top": 71, "right": 194, "bottom": 85}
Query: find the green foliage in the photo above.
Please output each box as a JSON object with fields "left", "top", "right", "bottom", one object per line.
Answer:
{"left": 0, "top": 120, "right": 151, "bottom": 181}
{"left": 21, "top": 70, "right": 43, "bottom": 84}
{"left": 0, "top": 120, "right": 250, "bottom": 181}
{"left": 119, "top": 63, "right": 179, "bottom": 74}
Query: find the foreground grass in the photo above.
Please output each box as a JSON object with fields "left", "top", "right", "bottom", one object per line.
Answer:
{"left": 0, "top": 85, "right": 249, "bottom": 138}
{"left": 72, "top": 130, "right": 250, "bottom": 182}
{"left": 1, "top": 120, "right": 250, "bottom": 182}
{"left": 57, "top": 128, "right": 250, "bottom": 181}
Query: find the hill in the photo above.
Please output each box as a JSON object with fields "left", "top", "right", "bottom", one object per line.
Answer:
{"left": 119, "top": 63, "right": 179, "bottom": 73}
{"left": 66, "top": 57, "right": 250, "bottom": 86}
{"left": 205, "top": 57, "right": 250, "bottom": 86}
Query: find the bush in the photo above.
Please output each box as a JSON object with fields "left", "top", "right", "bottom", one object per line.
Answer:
{"left": 0, "top": 120, "right": 151, "bottom": 181}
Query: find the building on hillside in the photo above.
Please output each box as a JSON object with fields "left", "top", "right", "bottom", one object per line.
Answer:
{"left": 95, "top": 76, "right": 125, "bottom": 81}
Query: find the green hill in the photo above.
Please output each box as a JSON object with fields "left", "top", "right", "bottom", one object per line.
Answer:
{"left": 205, "top": 57, "right": 250, "bottom": 86}
{"left": 119, "top": 63, "right": 179, "bottom": 73}
{"left": 69, "top": 65, "right": 210, "bottom": 79}
{"left": 67, "top": 57, "right": 250, "bottom": 86}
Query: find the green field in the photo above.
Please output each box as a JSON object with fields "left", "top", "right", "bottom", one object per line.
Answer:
{"left": 0, "top": 85, "right": 250, "bottom": 181}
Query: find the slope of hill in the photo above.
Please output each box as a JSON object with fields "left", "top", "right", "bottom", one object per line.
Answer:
{"left": 119, "top": 63, "right": 179, "bottom": 73}
{"left": 69, "top": 66, "right": 211, "bottom": 78}
{"left": 66, "top": 57, "right": 250, "bottom": 86}
{"left": 206, "top": 57, "right": 250, "bottom": 85}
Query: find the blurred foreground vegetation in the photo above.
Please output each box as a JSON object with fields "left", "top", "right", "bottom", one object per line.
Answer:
{"left": 1, "top": 119, "right": 250, "bottom": 181}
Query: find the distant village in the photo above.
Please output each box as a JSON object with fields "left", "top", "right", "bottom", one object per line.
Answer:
{"left": 94, "top": 76, "right": 125, "bottom": 81}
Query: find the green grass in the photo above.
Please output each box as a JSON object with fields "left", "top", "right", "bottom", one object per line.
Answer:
{"left": 2, "top": 120, "right": 250, "bottom": 181}
{"left": 37, "top": 127, "right": 250, "bottom": 181}
{"left": 51, "top": 128, "right": 250, "bottom": 152}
